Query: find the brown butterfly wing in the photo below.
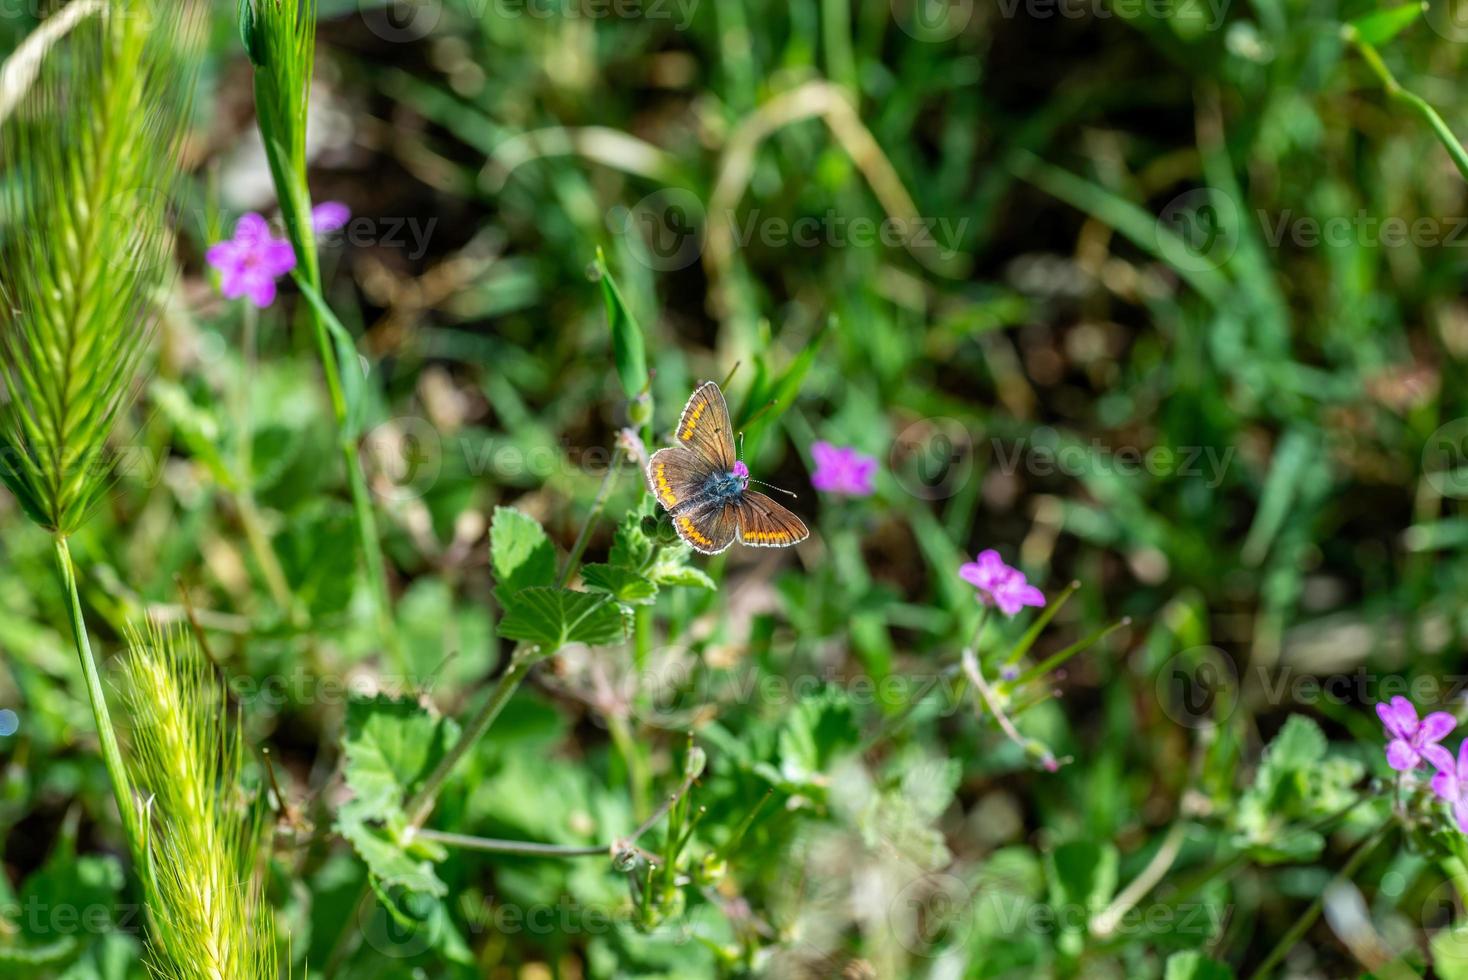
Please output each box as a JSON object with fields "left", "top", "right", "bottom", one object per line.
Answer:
{"left": 674, "top": 381, "right": 736, "bottom": 470}
{"left": 734, "top": 490, "right": 809, "bottom": 548}
{"left": 671, "top": 498, "right": 739, "bottom": 555}
{"left": 647, "top": 446, "right": 710, "bottom": 515}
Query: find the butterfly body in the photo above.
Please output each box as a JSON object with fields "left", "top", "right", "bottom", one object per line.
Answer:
{"left": 647, "top": 383, "right": 810, "bottom": 554}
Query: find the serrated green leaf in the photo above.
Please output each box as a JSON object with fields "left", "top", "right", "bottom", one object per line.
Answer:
{"left": 581, "top": 563, "right": 659, "bottom": 605}
{"left": 339, "top": 695, "right": 460, "bottom": 821}
{"left": 497, "top": 587, "right": 626, "bottom": 651}
{"left": 335, "top": 696, "right": 461, "bottom": 899}
{"left": 1348, "top": 3, "right": 1424, "bottom": 46}
{"left": 490, "top": 506, "right": 557, "bottom": 605}
{"left": 609, "top": 512, "right": 656, "bottom": 571}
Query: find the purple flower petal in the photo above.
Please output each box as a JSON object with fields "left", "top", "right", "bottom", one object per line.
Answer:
{"left": 1011, "top": 584, "right": 1047, "bottom": 609}
{"left": 234, "top": 212, "right": 271, "bottom": 242}
{"left": 1433, "top": 769, "right": 1457, "bottom": 800}
{"left": 1421, "top": 712, "right": 1457, "bottom": 744}
{"left": 1424, "top": 743, "right": 1456, "bottom": 774}
{"left": 1452, "top": 799, "right": 1468, "bottom": 836}
{"left": 1386, "top": 740, "right": 1419, "bottom": 771}
{"left": 244, "top": 276, "right": 278, "bottom": 309}
{"left": 1389, "top": 696, "right": 1419, "bottom": 735}
{"left": 311, "top": 201, "right": 351, "bottom": 233}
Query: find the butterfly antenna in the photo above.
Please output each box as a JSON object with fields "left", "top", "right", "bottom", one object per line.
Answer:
{"left": 719, "top": 361, "right": 742, "bottom": 389}
{"left": 748, "top": 479, "right": 798, "bottom": 499}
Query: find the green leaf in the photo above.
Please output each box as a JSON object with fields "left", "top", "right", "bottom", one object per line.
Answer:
{"left": 148, "top": 379, "right": 234, "bottom": 487}
{"left": 775, "top": 687, "right": 859, "bottom": 786}
{"left": 339, "top": 695, "right": 460, "bottom": 821}
{"left": 294, "top": 277, "right": 369, "bottom": 439}
{"left": 580, "top": 563, "right": 659, "bottom": 605}
{"left": 595, "top": 247, "right": 649, "bottom": 400}
{"left": 1231, "top": 715, "right": 1364, "bottom": 862}
{"left": 490, "top": 506, "right": 557, "bottom": 605}
{"left": 497, "top": 587, "right": 625, "bottom": 651}
{"left": 609, "top": 511, "right": 657, "bottom": 571}
{"left": 1046, "top": 840, "right": 1119, "bottom": 920}
{"left": 276, "top": 501, "right": 358, "bottom": 618}
{"left": 1348, "top": 4, "right": 1424, "bottom": 46}
{"left": 335, "top": 695, "right": 461, "bottom": 897}
{"left": 1165, "top": 951, "right": 1236, "bottom": 980}
{"left": 651, "top": 564, "right": 717, "bottom": 591}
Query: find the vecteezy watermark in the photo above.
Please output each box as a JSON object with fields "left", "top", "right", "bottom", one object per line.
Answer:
{"left": 360, "top": 0, "right": 700, "bottom": 41}
{"left": 1157, "top": 651, "right": 1468, "bottom": 729}
{"left": 1423, "top": 418, "right": 1468, "bottom": 500}
{"left": 1157, "top": 188, "right": 1468, "bottom": 271}
{"left": 891, "top": 0, "right": 975, "bottom": 41}
{"left": 473, "top": 0, "right": 700, "bottom": 26}
{"left": 1424, "top": 0, "right": 1468, "bottom": 42}
{"left": 359, "top": 417, "right": 620, "bottom": 501}
{"left": 609, "top": 193, "right": 971, "bottom": 272}
{"left": 995, "top": 0, "right": 1230, "bottom": 30}
{"left": 360, "top": 0, "right": 444, "bottom": 43}
{"left": 888, "top": 872, "right": 1225, "bottom": 958}
{"left": 317, "top": 216, "right": 439, "bottom": 261}
{"left": 724, "top": 210, "right": 969, "bottom": 262}
{"left": 889, "top": 417, "right": 975, "bottom": 500}
{"left": 991, "top": 434, "right": 1236, "bottom": 489}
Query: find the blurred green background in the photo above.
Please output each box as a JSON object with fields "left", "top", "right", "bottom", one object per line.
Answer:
{"left": 2, "top": 0, "right": 1468, "bottom": 976}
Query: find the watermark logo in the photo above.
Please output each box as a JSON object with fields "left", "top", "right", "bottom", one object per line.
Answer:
{"left": 1425, "top": 0, "right": 1468, "bottom": 41}
{"left": 890, "top": 417, "right": 975, "bottom": 500}
{"left": 1424, "top": 418, "right": 1468, "bottom": 500}
{"left": 612, "top": 189, "right": 705, "bottom": 271}
{"left": 890, "top": 873, "right": 976, "bottom": 956}
{"left": 361, "top": 416, "right": 445, "bottom": 503}
{"left": 1156, "top": 646, "right": 1238, "bottom": 729}
{"left": 361, "top": 0, "right": 444, "bottom": 43}
{"left": 1156, "top": 189, "right": 1241, "bottom": 272}
{"left": 892, "top": 0, "right": 975, "bottom": 41}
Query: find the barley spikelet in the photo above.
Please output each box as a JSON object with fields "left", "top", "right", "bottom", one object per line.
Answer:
{"left": 0, "top": 0, "right": 199, "bottom": 533}
{"left": 121, "top": 623, "right": 280, "bottom": 980}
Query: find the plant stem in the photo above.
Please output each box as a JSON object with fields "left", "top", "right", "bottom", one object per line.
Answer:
{"left": 1246, "top": 819, "right": 1393, "bottom": 980}
{"left": 403, "top": 648, "right": 535, "bottom": 832}
{"left": 1345, "top": 28, "right": 1468, "bottom": 183}
{"left": 558, "top": 446, "right": 623, "bottom": 586}
{"left": 231, "top": 301, "right": 296, "bottom": 617}
{"left": 53, "top": 536, "right": 144, "bottom": 864}
{"left": 414, "top": 830, "right": 608, "bottom": 857}
{"left": 608, "top": 713, "right": 652, "bottom": 819}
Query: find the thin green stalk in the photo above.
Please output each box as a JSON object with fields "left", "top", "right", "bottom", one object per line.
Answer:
{"left": 608, "top": 713, "right": 652, "bottom": 819}
{"left": 1345, "top": 27, "right": 1468, "bottom": 183}
{"left": 403, "top": 649, "right": 535, "bottom": 831}
{"left": 231, "top": 304, "right": 296, "bottom": 615}
{"left": 414, "top": 830, "right": 607, "bottom": 857}
{"left": 558, "top": 446, "right": 623, "bottom": 586}
{"left": 54, "top": 536, "right": 144, "bottom": 864}
{"left": 821, "top": 0, "right": 857, "bottom": 92}
{"left": 1246, "top": 819, "right": 1393, "bottom": 980}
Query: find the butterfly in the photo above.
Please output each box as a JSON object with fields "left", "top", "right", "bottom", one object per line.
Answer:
{"left": 646, "top": 382, "right": 810, "bottom": 555}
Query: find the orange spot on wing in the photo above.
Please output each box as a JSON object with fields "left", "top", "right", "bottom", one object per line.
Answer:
{"left": 654, "top": 462, "right": 678, "bottom": 506}
{"left": 678, "top": 516, "right": 714, "bottom": 548}
{"left": 680, "top": 402, "right": 706, "bottom": 441}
